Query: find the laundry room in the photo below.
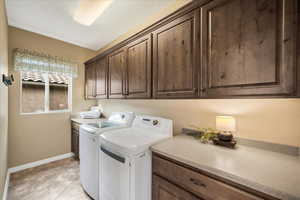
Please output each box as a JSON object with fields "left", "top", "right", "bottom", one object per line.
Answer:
{"left": 0, "top": 0, "right": 300, "bottom": 200}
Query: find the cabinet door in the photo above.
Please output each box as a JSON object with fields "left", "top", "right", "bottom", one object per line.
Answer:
{"left": 71, "top": 129, "right": 79, "bottom": 160}
{"left": 153, "top": 175, "right": 201, "bottom": 200}
{"left": 153, "top": 9, "right": 200, "bottom": 98}
{"left": 201, "top": 0, "right": 297, "bottom": 97}
{"left": 85, "top": 62, "right": 96, "bottom": 99}
{"left": 125, "top": 34, "right": 152, "bottom": 98}
{"left": 108, "top": 49, "right": 126, "bottom": 99}
{"left": 95, "top": 57, "right": 108, "bottom": 99}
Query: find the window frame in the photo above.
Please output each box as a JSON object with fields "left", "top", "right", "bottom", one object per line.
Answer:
{"left": 20, "top": 72, "right": 73, "bottom": 115}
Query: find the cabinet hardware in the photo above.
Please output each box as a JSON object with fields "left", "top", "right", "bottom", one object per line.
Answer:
{"left": 190, "top": 178, "right": 207, "bottom": 188}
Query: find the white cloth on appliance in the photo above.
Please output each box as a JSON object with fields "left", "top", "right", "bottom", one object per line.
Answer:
{"left": 79, "top": 106, "right": 103, "bottom": 119}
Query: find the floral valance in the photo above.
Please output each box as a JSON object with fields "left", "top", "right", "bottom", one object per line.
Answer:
{"left": 14, "top": 48, "right": 78, "bottom": 78}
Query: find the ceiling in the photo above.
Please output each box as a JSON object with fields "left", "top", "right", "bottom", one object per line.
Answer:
{"left": 6, "top": 0, "right": 176, "bottom": 50}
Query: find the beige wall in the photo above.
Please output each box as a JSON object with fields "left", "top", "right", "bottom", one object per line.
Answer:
{"left": 98, "top": 99, "right": 300, "bottom": 147}
{"left": 6, "top": 0, "right": 194, "bottom": 169}
{"left": 0, "top": 0, "right": 8, "bottom": 197}
{"left": 8, "top": 26, "right": 97, "bottom": 167}
{"left": 5, "top": 0, "right": 300, "bottom": 171}
{"left": 96, "top": 0, "right": 192, "bottom": 54}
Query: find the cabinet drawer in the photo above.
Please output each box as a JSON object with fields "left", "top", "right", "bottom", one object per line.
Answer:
{"left": 153, "top": 155, "right": 263, "bottom": 200}
{"left": 153, "top": 175, "right": 202, "bottom": 200}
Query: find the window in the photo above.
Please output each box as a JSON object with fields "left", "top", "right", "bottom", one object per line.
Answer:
{"left": 21, "top": 72, "right": 72, "bottom": 114}
{"left": 13, "top": 48, "right": 78, "bottom": 115}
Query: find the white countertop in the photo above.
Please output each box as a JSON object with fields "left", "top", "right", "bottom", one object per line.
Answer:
{"left": 71, "top": 118, "right": 105, "bottom": 124}
{"left": 151, "top": 135, "right": 300, "bottom": 200}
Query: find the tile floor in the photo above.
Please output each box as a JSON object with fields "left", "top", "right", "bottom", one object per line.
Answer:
{"left": 8, "top": 158, "right": 91, "bottom": 200}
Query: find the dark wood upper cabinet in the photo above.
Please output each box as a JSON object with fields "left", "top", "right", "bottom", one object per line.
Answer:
{"left": 201, "top": 0, "right": 298, "bottom": 97}
{"left": 95, "top": 57, "right": 108, "bottom": 99}
{"left": 85, "top": 62, "right": 96, "bottom": 99}
{"left": 85, "top": 0, "right": 299, "bottom": 99}
{"left": 125, "top": 34, "right": 152, "bottom": 99}
{"left": 108, "top": 48, "right": 126, "bottom": 99}
{"left": 152, "top": 9, "right": 200, "bottom": 98}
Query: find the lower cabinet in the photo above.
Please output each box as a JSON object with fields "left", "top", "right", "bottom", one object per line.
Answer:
{"left": 71, "top": 122, "right": 80, "bottom": 160}
{"left": 152, "top": 153, "right": 276, "bottom": 200}
{"left": 153, "top": 175, "right": 201, "bottom": 200}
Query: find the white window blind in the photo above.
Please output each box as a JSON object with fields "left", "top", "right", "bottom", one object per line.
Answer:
{"left": 14, "top": 48, "right": 78, "bottom": 77}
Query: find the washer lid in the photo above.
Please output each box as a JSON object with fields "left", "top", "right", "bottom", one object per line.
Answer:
{"left": 80, "top": 123, "right": 127, "bottom": 134}
{"left": 100, "top": 127, "right": 170, "bottom": 155}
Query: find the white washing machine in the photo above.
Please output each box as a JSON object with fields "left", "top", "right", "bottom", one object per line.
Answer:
{"left": 79, "top": 112, "right": 135, "bottom": 200}
{"left": 99, "top": 115, "right": 173, "bottom": 200}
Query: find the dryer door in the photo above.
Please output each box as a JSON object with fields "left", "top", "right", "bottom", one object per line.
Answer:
{"left": 100, "top": 146, "right": 130, "bottom": 200}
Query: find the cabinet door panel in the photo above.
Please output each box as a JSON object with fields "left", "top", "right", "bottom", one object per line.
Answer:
{"left": 95, "top": 57, "right": 108, "bottom": 98}
{"left": 71, "top": 129, "right": 79, "bottom": 160}
{"left": 108, "top": 49, "right": 126, "bottom": 99}
{"left": 126, "top": 34, "right": 152, "bottom": 98}
{"left": 202, "top": 0, "right": 297, "bottom": 97}
{"left": 153, "top": 175, "right": 201, "bottom": 200}
{"left": 153, "top": 9, "right": 200, "bottom": 98}
{"left": 85, "top": 63, "right": 96, "bottom": 99}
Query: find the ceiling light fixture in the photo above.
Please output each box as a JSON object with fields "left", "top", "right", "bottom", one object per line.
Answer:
{"left": 73, "top": 0, "right": 113, "bottom": 26}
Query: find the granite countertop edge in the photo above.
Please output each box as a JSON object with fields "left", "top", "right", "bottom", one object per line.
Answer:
{"left": 151, "top": 147, "right": 298, "bottom": 200}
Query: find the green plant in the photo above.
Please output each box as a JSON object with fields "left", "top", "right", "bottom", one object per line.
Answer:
{"left": 190, "top": 125, "right": 219, "bottom": 143}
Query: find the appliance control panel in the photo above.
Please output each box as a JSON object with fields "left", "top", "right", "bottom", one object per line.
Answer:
{"left": 133, "top": 115, "right": 173, "bottom": 136}
{"left": 142, "top": 118, "right": 159, "bottom": 126}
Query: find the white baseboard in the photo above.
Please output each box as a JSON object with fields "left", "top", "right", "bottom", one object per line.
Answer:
{"left": 8, "top": 153, "right": 74, "bottom": 174}
{"left": 2, "top": 171, "right": 10, "bottom": 200}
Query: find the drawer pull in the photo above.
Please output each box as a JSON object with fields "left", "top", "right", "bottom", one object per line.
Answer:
{"left": 190, "top": 178, "right": 207, "bottom": 188}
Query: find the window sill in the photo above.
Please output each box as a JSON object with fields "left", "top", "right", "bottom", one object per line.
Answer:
{"left": 20, "top": 110, "right": 71, "bottom": 115}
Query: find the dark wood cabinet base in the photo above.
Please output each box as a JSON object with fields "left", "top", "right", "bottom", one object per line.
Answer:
{"left": 71, "top": 122, "right": 80, "bottom": 160}
{"left": 152, "top": 153, "right": 278, "bottom": 200}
